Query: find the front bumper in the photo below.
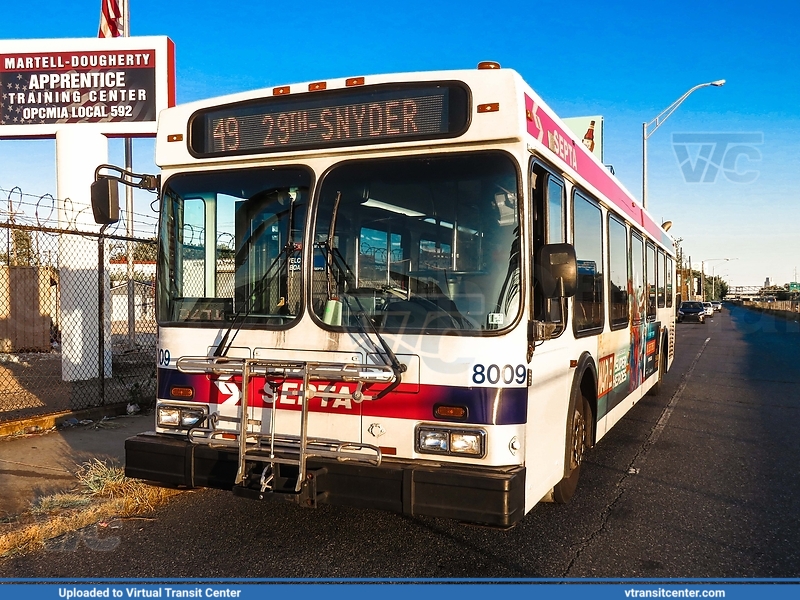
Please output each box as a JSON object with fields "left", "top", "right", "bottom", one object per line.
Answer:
{"left": 678, "top": 313, "right": 704, "bottom": 322}
{"left": 125, "top": 432, "right": 526, "bottom": 528}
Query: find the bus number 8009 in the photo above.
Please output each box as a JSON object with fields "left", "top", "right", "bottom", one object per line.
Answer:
{"left": 473, "top": 364, "right": 527, "bottom": 385}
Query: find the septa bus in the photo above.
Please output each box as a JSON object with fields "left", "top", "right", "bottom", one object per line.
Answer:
{"left": 91, "top": 62, "right": 676, "bottom": 528}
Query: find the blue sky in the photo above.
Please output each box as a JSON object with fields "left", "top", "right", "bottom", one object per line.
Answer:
{"left": 1, "top": 0, "right": 798, "bottom": 286}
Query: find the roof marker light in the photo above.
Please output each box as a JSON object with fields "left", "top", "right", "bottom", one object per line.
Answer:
{"left": 477, "top": 103, "right": 499, "bottom": 113}
{"left": 273, "top": 86, "right": 290, "bottom": 96}
{"left": 346, "top": 77, "right": 365, "bottom": 87}
{"left": 478, "top": 61, "right": 501, "bottom": 69}
{"left": 308, "top": 81, "right": 327, "bottom": 92}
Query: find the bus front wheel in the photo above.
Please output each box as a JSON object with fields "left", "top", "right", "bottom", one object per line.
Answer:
{"left": 553, "top": 393, "right": 590, "bottom": 504}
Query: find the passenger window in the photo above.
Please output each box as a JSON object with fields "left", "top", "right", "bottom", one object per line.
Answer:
{"left": 608, "top": 216, "right": 629, "bottom": 329}
{"left": 646, "top": 242, "right": 656, "bottom": 320}
{"left": 666, "top": 256, "right": 674, "bottom": 308}
{"left": 573, "top": 191, "right": 604, "bottom": 334}
{"left": 180, "top": 198, "right": 206, "bottom": 297}
{"left": 531, "top": 164, "right": 566, "bottom": 333}
{"left": 658, "top": 249, "right": 666, "bottom": 308}
{"left": 631, "top": 233, "right": 645, "bottom": 325}
{"left": 547, "top": 177, "right": 565, "bottom": 244}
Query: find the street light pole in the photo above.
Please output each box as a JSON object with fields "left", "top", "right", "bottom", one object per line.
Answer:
{"left": 710, "top": 265, "right": 725, "bottom": 300}
{"left": 642, "top": 79, "right": 725, "bottom": 210}
{"left": 701, "top": 261, "right": 705, "bottom": 302}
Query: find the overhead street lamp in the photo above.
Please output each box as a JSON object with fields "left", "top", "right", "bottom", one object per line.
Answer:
{"left": 642, "top": 79, "right": 725, "bottom": 210}
{"left": 701, "top": 258, "right": 737, "bottom": 301}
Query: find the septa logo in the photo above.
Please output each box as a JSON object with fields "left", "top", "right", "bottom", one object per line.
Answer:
{"left": 214, "top": 376, "right": 240, "bottom": 405}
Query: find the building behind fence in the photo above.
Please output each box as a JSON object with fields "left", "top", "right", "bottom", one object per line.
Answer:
{"left": 0, "top": 192, "right": 158, "bottom": 426}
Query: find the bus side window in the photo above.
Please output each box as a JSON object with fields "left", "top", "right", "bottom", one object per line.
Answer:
{"left": 646, "top": 241, "right": 656, "bottom": 321}
{"left": 572, "top": 191, "right": 604, "bottom": 335}
{"left": 360, "top": 227, "right": 389, "bottom": 285}
{"left": 666, "top": 256, "right": 674, "bottom": 308}
{"left": 180, "top": 197, "right": 206, "bottom": 297}
{"left": 608, "top": 215, "right": 629, "bottom": 329}
{"left": 658, "top": 249, "right": 666, "bottom": 308}
{"left": 547, "top": 177, "right": 565, "bottom": 244}
{"left": 531, "top": 163, "right": 566, "bottom": 330}
{"left": 631, "top": 232, "right": 645, "bottom": 325}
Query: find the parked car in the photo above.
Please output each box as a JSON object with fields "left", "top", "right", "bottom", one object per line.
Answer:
{"left": 678, "top": 301, "right": 706, "bottom": 324}
{"left": 711, "top": 301, "right": 722, "bottom": 312}
{"left": 703, "top": 302, "right": 714, "bottom": 316}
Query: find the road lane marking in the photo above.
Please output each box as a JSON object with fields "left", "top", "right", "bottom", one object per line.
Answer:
{"left": 631, "top": 337, "right": 711, "bottom": 472}
{"left": 650, "top": 336, "right": 711, "bottom": 446}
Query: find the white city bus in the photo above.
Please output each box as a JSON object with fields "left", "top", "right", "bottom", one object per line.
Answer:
{"left": 95, "top": 63, "right": 676, "bottom": 527}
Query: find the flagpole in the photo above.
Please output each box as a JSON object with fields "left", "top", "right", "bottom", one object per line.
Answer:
{"left": 123, "top": 0, "right": 136, "bottom": 351}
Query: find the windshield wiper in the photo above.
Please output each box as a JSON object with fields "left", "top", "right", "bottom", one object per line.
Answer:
{"left": 493, "top": 225, "right": 522, "bottom": 316}
{"left": 341, "top": 292, "right": 407, "bottom": 400}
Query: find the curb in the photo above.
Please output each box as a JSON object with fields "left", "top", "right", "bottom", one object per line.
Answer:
{"left": 0, "top": 402, "right": 133, "bottom": 439}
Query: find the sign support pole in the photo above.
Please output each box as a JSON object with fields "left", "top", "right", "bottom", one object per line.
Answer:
{"left": 124, "top": 0, "right": 136, "bottom": 351}
{"left": 56, "top": 127, "right": 111, "bottom": 381}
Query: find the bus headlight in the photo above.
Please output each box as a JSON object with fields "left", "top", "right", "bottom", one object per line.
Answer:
{"left": 157, "top": 407, "right": 180, "bottom": 427}
{"left": 450, "top": 432, "right": 482, "bottom": 455}
{"left": 158, "top": 405, "right": 207, "bottom": 429}
{"left": 418, "top": 429, "right": 449, "bottom": 452}
{"left": 416, "top": 426, "right": 486, "bottom": 458}
{"left": 180, "top": 409, "right": 206, "bottom": 428}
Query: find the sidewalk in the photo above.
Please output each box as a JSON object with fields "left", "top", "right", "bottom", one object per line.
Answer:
{"left": 0, "top": 413, "right": 152, "bottom": 519}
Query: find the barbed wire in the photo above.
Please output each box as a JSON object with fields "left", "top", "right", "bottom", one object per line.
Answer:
{"left": 179, "top": 223, "right": 237, "bottom": 250}
{"left": 1, "top": 185, "right": 244, "bottom": 256}
{"left": 0, "top": 184, "right": 159, "bottom": 239}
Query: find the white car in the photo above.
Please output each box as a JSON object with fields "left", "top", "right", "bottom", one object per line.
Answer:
{"left": 711, "top": 301, "right": 722, "bottom": 312}
{"left": 702, "top": 302, "right": 714, "bottom": 316}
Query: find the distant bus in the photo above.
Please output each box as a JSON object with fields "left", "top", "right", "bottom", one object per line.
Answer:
{"left": 94, "top": 63, "right": 676, "bottom": 527}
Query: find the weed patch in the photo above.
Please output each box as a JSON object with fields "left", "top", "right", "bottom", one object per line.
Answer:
{"left": 0, "top": 460, "right": 184, "bottom": 558}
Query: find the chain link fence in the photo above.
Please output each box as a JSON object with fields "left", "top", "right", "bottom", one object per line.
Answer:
{"left": 0, "top": 219, "right": 157, "bottom": 424}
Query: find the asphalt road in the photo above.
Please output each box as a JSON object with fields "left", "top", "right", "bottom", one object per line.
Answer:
{"left": 2, "top": 304, "right": 798, "bottom": 579}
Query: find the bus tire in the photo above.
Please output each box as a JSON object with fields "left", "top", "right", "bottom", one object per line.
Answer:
{"left": 552, "top": 392, "right": 590, "bottom": 504}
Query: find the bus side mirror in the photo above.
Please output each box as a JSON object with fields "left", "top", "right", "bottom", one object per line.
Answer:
{"left": 91, "top": 176, "right": 120, "bottom": 224}
{"left": 536, "top": 243, "right": 577, "bottom": 299}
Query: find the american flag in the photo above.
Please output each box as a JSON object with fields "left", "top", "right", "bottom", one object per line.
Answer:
{"left": 98, "top": 0, "right": 125, "bottom": 38}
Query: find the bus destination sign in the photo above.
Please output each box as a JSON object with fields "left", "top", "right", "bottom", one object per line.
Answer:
{"left": 190, "top": 83, "right": 469, "bottom": 157}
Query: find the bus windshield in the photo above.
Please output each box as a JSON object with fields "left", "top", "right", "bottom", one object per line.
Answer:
{"left": 311, "top": 151, "right": 521, "bottom": 333}
{"left": 157, "top": 166, "right": 311, "bottom": 325}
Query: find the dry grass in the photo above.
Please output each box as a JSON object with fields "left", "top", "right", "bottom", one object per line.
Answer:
{"left": 0, "top": 459, "right": 184, "bottom": 558}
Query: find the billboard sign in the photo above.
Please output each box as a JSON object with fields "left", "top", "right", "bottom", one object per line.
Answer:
{"left": 563, "top": 115, "right": 603, "bottom": 162}
{"left": 0, "top": 36, "right": 174, "bottom": 138}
